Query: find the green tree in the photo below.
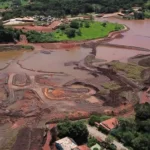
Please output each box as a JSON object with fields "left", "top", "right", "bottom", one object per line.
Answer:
{"left": 88, "top": 115, "right": 101, "bottom": 126}
{"left": 65, "top": 28, "right": 76, "bottom": 38}
{"left": 57, "top": 121, "right": 89, "bottom": 145}
{"left": 122, "top": 131, "right": 135, "bottom": 146}
{"left": 132, "top": 135, "right": 150, "bottom": 150}
{"left": 70, "top": 20, "right": 79, "bottom": 29}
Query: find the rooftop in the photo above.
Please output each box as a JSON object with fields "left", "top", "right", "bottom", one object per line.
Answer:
{"left": 100, "top": 117, "right": 118, "bottom": 131}
{"left": 76, "top": 145, "right": 90, "bottom": 150}
{"left": 55, "top": 137, "right": 77, "bottom": 150}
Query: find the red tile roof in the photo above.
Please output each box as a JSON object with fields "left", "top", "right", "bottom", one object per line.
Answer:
{"left": 77, "top": 145, "right": 90, "bottom": 150}
{"left": 100, "top": 117, "right": 118, "bottom": 131}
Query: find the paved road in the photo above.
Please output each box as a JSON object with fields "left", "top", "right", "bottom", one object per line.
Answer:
{"left": 87, "top": 125, "right": 128, "bottom": 150}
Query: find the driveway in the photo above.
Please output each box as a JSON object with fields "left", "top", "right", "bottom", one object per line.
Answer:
{"left": 87, "top": 124, "right": 128, "bottom": 150}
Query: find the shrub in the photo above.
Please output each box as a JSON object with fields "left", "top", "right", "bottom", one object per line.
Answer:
{"left": 102, "top": 22, "right": 107, "bottom": 27}
{"left": 59, "top": 24, "right": 66, "bottom": 30}
{"left": 84, "top": 21, "right": 90, "bottom": 28}
{"left": 87, "top": 136, "right": 98, "bottom": 147}
{"left": 76, "top": 29, "right": 82, "bottom": 36}
{"left": 65, "top": 28, "right": 76, "bottom": 38}
{"left": 70, "top": 20, "right": 79, "bottom": 29}
{"left": 89, "top": 115, "right": 101, "bottom": 126}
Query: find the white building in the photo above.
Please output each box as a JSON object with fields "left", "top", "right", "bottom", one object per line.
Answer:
{"left": 55, "top": 137, "right": 77, "bottom": 150}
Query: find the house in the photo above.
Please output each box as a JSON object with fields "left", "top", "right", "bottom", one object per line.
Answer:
{"left": 55, "top": 137, "right": 77, "bottom": 150}
{"left": 96, "top": 118, "right": 118, "bottom": 132}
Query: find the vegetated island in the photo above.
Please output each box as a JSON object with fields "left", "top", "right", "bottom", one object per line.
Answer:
{"left": 25, "top": 20, "right": 124, "bottom": 43}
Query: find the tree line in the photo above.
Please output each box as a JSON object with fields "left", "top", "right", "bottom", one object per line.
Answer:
{"left": 1, "top": 0, "right": 148, "bottom": 20}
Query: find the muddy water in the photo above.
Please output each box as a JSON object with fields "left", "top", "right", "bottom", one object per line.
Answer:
{"left": 18, "top": 47, "right": 93, "bottom": 78}
{"left": 96, "top": 46, "right": 149, "bottom": 62}
{"left": 96, "top": 17, "right": 150, "bottom": 49}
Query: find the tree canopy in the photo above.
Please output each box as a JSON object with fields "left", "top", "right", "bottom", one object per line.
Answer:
{"left": 57, "top": 120, "right": 89, "bottom": 145}
{"left": 1, "top": 0, "right": 148, "bottom": 20}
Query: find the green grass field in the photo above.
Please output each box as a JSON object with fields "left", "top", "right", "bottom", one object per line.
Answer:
{"left": 53, "top": 21, "right": 124, "bottom": 41}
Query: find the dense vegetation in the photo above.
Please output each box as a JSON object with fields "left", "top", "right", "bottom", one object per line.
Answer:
{"left": 0, "top": 0, "right": 148, "bottom": 20}
{"left": 57, "top": 120, "right": 89, "bottom": 145}
{"left": 89, "top": 115, "right": 111, "bottom": 126}
{"left": 25, "top": 20, "right": 124, "bottom": 42}
{"left": 0, "top": 22, "right": 21, "bottom": 43}
{"left": 111, "top": 103, "right": 150, "bottom": 150}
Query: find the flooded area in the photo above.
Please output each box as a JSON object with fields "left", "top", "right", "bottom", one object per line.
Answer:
{"left": 0, "top": 18, "right": 150, "bottom": 77}
{"left": 18, "top": 47, "right": 93, "bottom": 78}
{"left": 96, "top": 46, "right": 149, "bottom": 62}
{"left": 96, "top": 18, "right": 150, "bottom": 49}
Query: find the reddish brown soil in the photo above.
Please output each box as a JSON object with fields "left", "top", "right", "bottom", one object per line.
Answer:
{"left": 13, "top": 21, "right": 61, "bottom": 32}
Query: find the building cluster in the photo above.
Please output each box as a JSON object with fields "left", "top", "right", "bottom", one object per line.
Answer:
{"left": 3, "top": 15, "right": 56, "bottom": 26}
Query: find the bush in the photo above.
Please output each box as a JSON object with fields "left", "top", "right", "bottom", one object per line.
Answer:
{"left": 89, "top": 115, "right": 111, "bottom": 126}
{"left": 70, "top": 20, "right": 79, "bottom": 29}
{"left": 88, "top": 115, "right": 101, "bottom": 126}
{"left": 87, "top": 136, "right": 98, "bottom": 147}
{"left": 76, "top": 29, "right": 82, "bottom": 36}
{"left": 102, "top": 22, "right": 107, "bottom": 27}
{"left": 65, "top": 28, "right": 76, "bottom": 38}
{"left": 84, "top": 21, "right": 90, "bottom": 28}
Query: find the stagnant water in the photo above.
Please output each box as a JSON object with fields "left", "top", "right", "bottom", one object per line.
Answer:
{"left": 96, "top": 46, "right": 149, "bottom": 62}
{"left": 0, "top": 18, "right": 150, "bottom": 78}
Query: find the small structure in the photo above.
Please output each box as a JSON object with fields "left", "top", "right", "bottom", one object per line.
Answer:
{"left": 55, "top": 137, "right": 77, "bottom": 150}
{"left": 96, "top": 118, "right": 118, "bottom": 132}
{"left": 91, "top": 143, "right": 102, "bottom": 150}
{"left": 16, "top": 17, "right": 34, "bottom": 22}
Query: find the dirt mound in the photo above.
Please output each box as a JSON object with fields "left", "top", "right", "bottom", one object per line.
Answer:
{"left": 44, "top": 87, "right": 89, "bottom": 100}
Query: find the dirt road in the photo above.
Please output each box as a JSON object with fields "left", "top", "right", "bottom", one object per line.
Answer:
{"left": 87, "top": 124, "right": 128, "bottom": 150}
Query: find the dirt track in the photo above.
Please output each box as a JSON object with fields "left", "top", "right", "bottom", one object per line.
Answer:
{"left": 13, "top": 21, "right": 61, "bottom": 32}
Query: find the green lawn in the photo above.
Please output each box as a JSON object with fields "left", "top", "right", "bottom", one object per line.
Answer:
{"left": 53, "top": 21, "right": 124, "bottom": 41}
